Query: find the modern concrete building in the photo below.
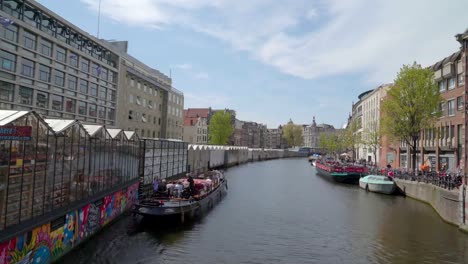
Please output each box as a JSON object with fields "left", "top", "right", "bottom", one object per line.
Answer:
{"left": 302, "top": 116, "right": 335, "bottom": 149}
{"left": 0, "top": 0, "right": 120, "bottom": 125}
{"left": 0, "top": 1, "right": 183, "bottom": 139}
{"left": 183, "top": 108, "right": 209, "bottom": 144}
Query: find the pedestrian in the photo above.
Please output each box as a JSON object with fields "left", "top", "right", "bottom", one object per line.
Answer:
{"left": 187, "top": 174, "right": 195, "bottom": 196}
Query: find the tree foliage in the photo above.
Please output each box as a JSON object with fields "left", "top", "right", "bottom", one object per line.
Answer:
{"left": 381, "top": 63, "right": 442, "bottom": 172}
{"left": 208, "top": 111, "right": 234, "bottom": 145}
{"left": 282, "top": 120, "right": 303, "bottom": 147}
{"left": 343, "top": 119, "right": 361, "bottom": 160}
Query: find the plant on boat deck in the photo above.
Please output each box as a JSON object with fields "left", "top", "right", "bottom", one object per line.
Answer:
{"left": 381, "top": 62, "right": 442, "bottom": 174}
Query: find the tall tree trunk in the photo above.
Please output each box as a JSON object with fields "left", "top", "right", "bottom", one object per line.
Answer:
{"left": 412, "top": 138, "right": 417, "bottom": 175}
{"left": 373, "top": 148, "right": 377, "bottom": 167}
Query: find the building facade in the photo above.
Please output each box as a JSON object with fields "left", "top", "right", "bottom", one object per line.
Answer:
{"left": 111, "top": 41, "right": 178, "bottom": 138}
{"left": 183, "top": 108, "right": 209, "bottom": 144}
{"left": 379, "top": 30, "right": 468, "bottom": 172}
{"left": 0, "top": 1, "right": 120, "bottom": 125}
{"left": 354, "top": 84, "right": 391, "bottom": 164}
{"left": 239, "top": 121, "right": 267, "bottom": 148}
{"left": 302, "top": 117, "right": 335, "bottom": 149}
{"left": 266, "top": 127, "right": 286, "bottom": 149}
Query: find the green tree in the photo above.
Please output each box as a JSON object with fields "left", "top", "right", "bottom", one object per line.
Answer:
{"left": 381, "top": 63, "right": 442, "bottom": 173}
{"left": 362, "top": 120, "right": 381, "bottom": 165}
{"left": 208, "top": 111, "right": 234, "bottom": 145}
{"left": 282, "top": 120, "right": 303, "bottom": 147}
{"left": 343, "top": 119, "right": 361, "bottom": 161}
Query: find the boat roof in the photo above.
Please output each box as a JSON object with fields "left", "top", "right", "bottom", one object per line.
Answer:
{"left": 360, "top": 175, "right": 394, "bottom": 184}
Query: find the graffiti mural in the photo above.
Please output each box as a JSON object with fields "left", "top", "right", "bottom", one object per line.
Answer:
{"left": 0, "top": 183, "right": 138, "bottom": 264}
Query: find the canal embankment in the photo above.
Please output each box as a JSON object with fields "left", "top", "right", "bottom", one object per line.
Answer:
{"left": 394, "top": 179, "right": 463, "bottom": 228}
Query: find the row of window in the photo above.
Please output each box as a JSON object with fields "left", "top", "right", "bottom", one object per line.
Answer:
{"left": 0, "top": 81, "right": 115, "bottom": 120}
{"left": 1, "top": 24, "right": 117, "bottom": 83}
{"left": 129, "top": 78, "right": 160, "bottom": 97}
{"left": 440, "top": 96, "right": 464, "bottom": 117}
{"left": 128, "top": 110, "right": 161, "bottom": 125}
{"left": 439, "top": 74, "right": 464, "bottom": 92}
{"left": 169, "top": 105, "right": 182, "bottom": 118}
{"left": 1, "top": 2, "right": 117, "bottom": 67}
{"left": 128, "top": 94, "right": 160, "bottom": 110}
{"left": 0, "top": 49, "right": 116, "bottom": 102}
{"left": 169, "top": 93, "right": 183, "bottom": 106}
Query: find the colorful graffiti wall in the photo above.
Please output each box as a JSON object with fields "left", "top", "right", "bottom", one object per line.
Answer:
{"left": 0, "top": 182, "right": 138, "bottom": 264}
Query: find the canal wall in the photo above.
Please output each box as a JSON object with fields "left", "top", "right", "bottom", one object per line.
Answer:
{"left": 0, "top": 181, "right": 139, "bottom": 264}
{"left": 394, "top": 179, "right": 460, "bottom": 226}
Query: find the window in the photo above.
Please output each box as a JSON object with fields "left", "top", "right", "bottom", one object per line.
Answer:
{"left": 129, "top": 110, "right": 134, "bottom": 120}
{"left": 158, "top": 118, "right": 161, "bottom": 125}
{"left": 51, "top": 95, "right": 63, "bottom": 111}
{"left": 448, "top": 77, "right": 455, "bottom": 90}
{"left": 101, "top": 68, "right": 108, "bottom": 80}
{"left": 0, "top": 81, "right": 14, "bottom": 101}
{"left": 108, "top": 90, "right": 116, "bottom": 102}
{"left": 129, "top": 94, "right": 134, "bottom": 103}
{"left": 80, "top": 79, "right": 88, "bottom": 94}
{"left": 69, "top": 53, "right": 78, "bottom": 68}
{"left": 68, "top": 75, "right": 77, "bottom": 90}
{"left": 130, "top": 79, "right": 134, "bottom": 87}
{"left": 447, "top": 99, "right": 455, "bottom": 116}
{"left": 39, "top": 64, "right": 51, "bottom": 82}
{"left": 36, "top": 92, "right": 49, "bottom": 108}
{"left": 148, "top": 100, "right": 153, "bottom": 109}
{"left": 65, "top": 98, "right": 76, "bottom": 113}
{"left": 0, "top": 50, "right": 15, "bottom": 71}
{"left": 98, "top": 106, "right": 105, "bottom": 119}
{"left": 154, "top": 89, "right": 158, "bottom": 97}
{"left": 56, "top": 46, "right": 66, "bottom": 62}
{"left": 439, "top": 81, "right": 445, "bottom": 92}
{"left": 18, "top": 87, "right": 33, "bottom": 105}
{"left": 459, "top": 73, "right": 464, "bottom": 86}
{"left": 144, "top": 84, "right": 147, "bottom": 92}
{"left": 137, "top": 82, "right": 141, "bottom": 89}
{"left": 21, "top": 58, "right": 35, "bottom": 77}
{"left": 440, "top": 102, "right": 445, "bottom": 116}
{"left": 3, "top": 25, "right": 17, "bottom": 42}
{"left": 78, "top": 101, "right": 87, "bottom": 115}
{"left": 89, "top": 104, "right": 97, "bottom": 117}
{"left": 108, "top": 108, "right": 115, "bottom": 120}
{"left": 40, "top": 39, "right": 52, "bottom": 57}
{"left": 109, "top": 71, "right": 116, "bottom": 83}
{"left": 23, "top": 31, "right": 36, "bottom": 50}
{"left": 54, "top": 70, "right": 65, "bottom": 87}
{"left": 100, "top": 87, "right": 107, "bottom": 99}
{"left": 142, "top": 113, "right": 147, "bottom": 123}
{"left": 458, "top": 96, "right": 464, "bottom": 110}
{"left": 149, "top": 88, "right": 152, "bottom": 95}
{"left": 81, "top": 59, "right": 89, "bottom": 72}
{"left": 90, "top": 83, "right": 98, "bottom": 97}
{"left": 143, "top": 98, "right": 146, "bottom": 107}
{"left": 91, "top": 63, "right": 100, "bottom": 76}
{"left": 136, "top": 96, "right": 141, "bottom": 105}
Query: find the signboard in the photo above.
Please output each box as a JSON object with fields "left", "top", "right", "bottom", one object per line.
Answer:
{"left": 0, "top": 126, "right": 32, "bottom": 141}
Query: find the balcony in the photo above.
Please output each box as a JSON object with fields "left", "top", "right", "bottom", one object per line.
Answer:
{"left": 442, "top": 63, "right": 454, "bottom": 78}
{"left": 434, "top": 69, "right": 442, "bottom": 80}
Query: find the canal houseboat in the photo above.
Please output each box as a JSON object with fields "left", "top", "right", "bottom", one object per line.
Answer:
{"left": 133, "top": 170, "right": 227, "bottom": 222}
{"left": 315, "top": 160, "right": 368, "bottom": 183}
{"left": 359, "top": 175, "right": 396, "bottom": 194}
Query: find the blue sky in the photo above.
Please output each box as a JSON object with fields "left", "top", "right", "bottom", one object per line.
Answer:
{"left": 38, "top": 0, "right": 468, "bottom": 128}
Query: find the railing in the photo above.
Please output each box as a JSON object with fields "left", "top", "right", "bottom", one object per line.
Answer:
{"left": 368, "top": 167, "right": 463, "bottom": 191}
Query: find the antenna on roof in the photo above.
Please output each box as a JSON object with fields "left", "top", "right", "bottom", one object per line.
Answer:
{"left": 97, "top": 0, "right": 102, "bottom": 38}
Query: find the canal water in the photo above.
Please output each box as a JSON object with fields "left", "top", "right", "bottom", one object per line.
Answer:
{"left": 59, "top": 158, "right": 468, "bottom": 264}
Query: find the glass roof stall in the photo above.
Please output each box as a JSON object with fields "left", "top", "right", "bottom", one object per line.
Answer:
{"left": 44, "top": 119, "right": 90, "bottom": 209}
{"left": 106, "top": 128, "right": 129, "bottom": 188}
{"left": 122, "top": 131, "right": 139, "bottom": 185}
{"left": 0, "top": 111, "right": 54, "bottom": 230}
{"left": 83, "top": 125, "right": 112, "bottom": 196}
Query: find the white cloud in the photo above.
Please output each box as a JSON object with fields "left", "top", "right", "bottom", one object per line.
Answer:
{"left": 174, "top": 63, "right": 192, "bottom": 70}
{"left": 82, "top": 0, "right": 468, "bottom": 83}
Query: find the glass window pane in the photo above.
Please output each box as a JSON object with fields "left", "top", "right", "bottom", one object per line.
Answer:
{"left": 17, "top": 86, "right": 33, "bottom": 105}
{"left": 36, "top": 91, "right": 49, "bottom": 108}
{"left": 23, "top": 30, "right": 36, "bottom": 50}
{"left": 40, "top": 39, "right": 52, "bottom": 57}
{"left": 39, "top": 64, "right": 51, "bottom": 82}
{"left": 78, "top": 101, "right": 87, "bottom": 115}
{"left": 51, "top": 94, "right": 63, "bottom": 111}
{"left": 0, "top": 81, "right": 14, "bottom": 101}
{"left": 21, "top": 58, "right": 35, "bottom": 77}
{"left": 0, "top": 50, "right": 16, "bottom": 71}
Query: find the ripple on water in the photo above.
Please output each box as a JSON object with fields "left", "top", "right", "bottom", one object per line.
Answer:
{"left": 58, "top": 159, "right": 468, "bottom": 264}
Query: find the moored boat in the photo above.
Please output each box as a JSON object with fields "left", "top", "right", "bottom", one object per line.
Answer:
{"left": 133, "top": 170, "right": 227, "bottom": 222}
{"left": 315, "top": 160, "right": 368, "bottom": 183}
{"left": 359, "top": 175, "right": 396, "bottom": 194}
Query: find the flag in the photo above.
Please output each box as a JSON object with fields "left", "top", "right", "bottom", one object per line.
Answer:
{"left": 96, "top": 65, "right": 101, "bottom": 76}
{"left": 0, "top": 17, "right": 13, "bottom": 28}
